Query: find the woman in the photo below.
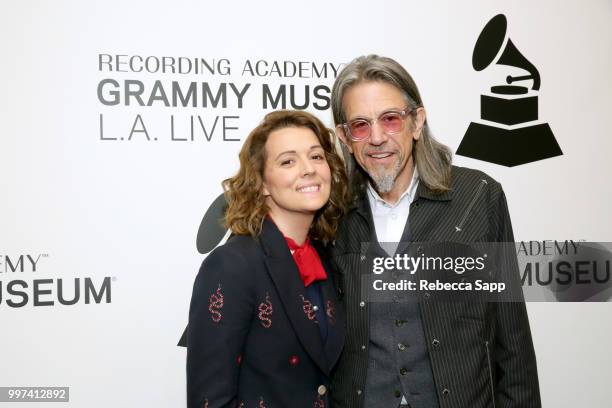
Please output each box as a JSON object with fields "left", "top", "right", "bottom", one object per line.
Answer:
{"left": 187, "top": 110, "right": 348, "bottom": 408}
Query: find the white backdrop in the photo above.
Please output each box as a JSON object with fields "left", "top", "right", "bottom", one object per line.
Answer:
{"left": 2, "top": 0, "right": 611, "bottom": 407}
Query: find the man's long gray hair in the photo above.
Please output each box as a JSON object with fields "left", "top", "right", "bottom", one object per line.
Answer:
{"left": 331, "top": 55, "right": 452, "bottom": 200}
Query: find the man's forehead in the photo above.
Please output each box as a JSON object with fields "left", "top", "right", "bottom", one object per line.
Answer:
{"left": 343, "top": 81, "right": 407, "bottom": 118}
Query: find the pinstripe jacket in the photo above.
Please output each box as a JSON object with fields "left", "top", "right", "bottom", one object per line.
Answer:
{"left": 329, "top": 165, "right": 541, "bottom": 408}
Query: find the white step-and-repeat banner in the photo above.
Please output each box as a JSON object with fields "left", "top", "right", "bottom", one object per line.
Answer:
{"left": 2, "top": 0, "right": 611, "bottom": 406}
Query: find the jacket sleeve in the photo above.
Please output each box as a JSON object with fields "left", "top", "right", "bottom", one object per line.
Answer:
{"left": 490, "top": 187, "right": 542, "bottom": 407}
{"left": 187, "top": 246, "right": 255, "bottom": 408}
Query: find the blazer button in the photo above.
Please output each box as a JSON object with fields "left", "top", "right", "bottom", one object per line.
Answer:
{"left": 356, "top": 389, "right": 362, "bottom": 396}
{"left": 442, "top": 388, "right": 450, "bottom": 396}
{"left": 317, "top": 385, "right": 327, "bottom": 396}
{"left": 432, "top": 338, "right": 440, "bottom": 347}
{"left": 313, "top": 305, "right": 319, "bottom": 312}
{"left": 359, "top": 301, "right": 365, "bottom": 307}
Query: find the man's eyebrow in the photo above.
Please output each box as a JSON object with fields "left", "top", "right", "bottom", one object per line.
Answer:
{"left": 348, "top": 107, "right": 404, "bottom": 121}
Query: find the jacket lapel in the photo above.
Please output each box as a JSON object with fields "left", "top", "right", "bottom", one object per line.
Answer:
{"left": 259, "top": 219, "right": 329, "bottom": 375}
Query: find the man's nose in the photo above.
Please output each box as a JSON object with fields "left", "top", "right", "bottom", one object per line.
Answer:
{"left": 368, "top": 122, "right": 389, "bottom": 146}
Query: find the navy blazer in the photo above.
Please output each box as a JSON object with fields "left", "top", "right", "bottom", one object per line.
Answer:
{"left": 187, "top": 219, "right": 345, "bottom": 408}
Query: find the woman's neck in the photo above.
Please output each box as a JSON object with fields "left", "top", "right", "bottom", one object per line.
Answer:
{"left": 268, "top": 210, "right": 314, "bottom": 246}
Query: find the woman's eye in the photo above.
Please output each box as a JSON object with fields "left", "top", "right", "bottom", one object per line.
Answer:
{"left": 280, "top": 159, "right": 294, "bottom": 166}
{"left": 311, "top": 154, "right": 325, "bottom": 160}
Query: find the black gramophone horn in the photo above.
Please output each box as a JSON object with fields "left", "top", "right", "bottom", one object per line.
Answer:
{"left": 473, "top": 14, "right": 541, "bottom": 90}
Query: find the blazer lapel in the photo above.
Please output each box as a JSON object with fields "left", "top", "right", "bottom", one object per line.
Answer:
{"left": 259, "top": 219, "right": 329, "bottom": 375}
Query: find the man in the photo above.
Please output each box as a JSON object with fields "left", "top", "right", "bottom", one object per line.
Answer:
{"left": 329, "top": 55, "right": 540, "bottom": 408}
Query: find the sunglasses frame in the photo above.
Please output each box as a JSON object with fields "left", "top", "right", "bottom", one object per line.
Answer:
{"left": 338, "top": 106, "right": 418, "bottom": 142}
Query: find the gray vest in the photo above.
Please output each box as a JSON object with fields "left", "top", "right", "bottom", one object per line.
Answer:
{"left": 363, "top": 239, "right": 439, "bottom": 407}
{"left": 364, "top": 297, "right": 439, "bottom": 407}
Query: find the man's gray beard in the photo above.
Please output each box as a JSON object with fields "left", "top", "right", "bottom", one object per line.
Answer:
{"left": 369, "top": 160, "right": 402, "bottom": 194}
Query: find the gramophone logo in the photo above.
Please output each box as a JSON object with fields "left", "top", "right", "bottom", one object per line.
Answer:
{"left": 457, "top": 14, "right": 563, "bottom": 166}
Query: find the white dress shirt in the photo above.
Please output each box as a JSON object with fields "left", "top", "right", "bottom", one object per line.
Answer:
{"left": 367, "top": 168, "right": 419, "bottom": 256}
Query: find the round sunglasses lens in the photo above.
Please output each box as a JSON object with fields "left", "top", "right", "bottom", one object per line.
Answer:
{"left": 349, "top": 120, "right": 370, "bottom": 140}
{"left": 380, "top": 113, "right": 403, "bottom": 133}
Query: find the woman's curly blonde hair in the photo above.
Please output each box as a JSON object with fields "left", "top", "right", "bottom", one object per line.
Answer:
{"left": 224, "top": 110, "right": 348, "bottom": 244}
